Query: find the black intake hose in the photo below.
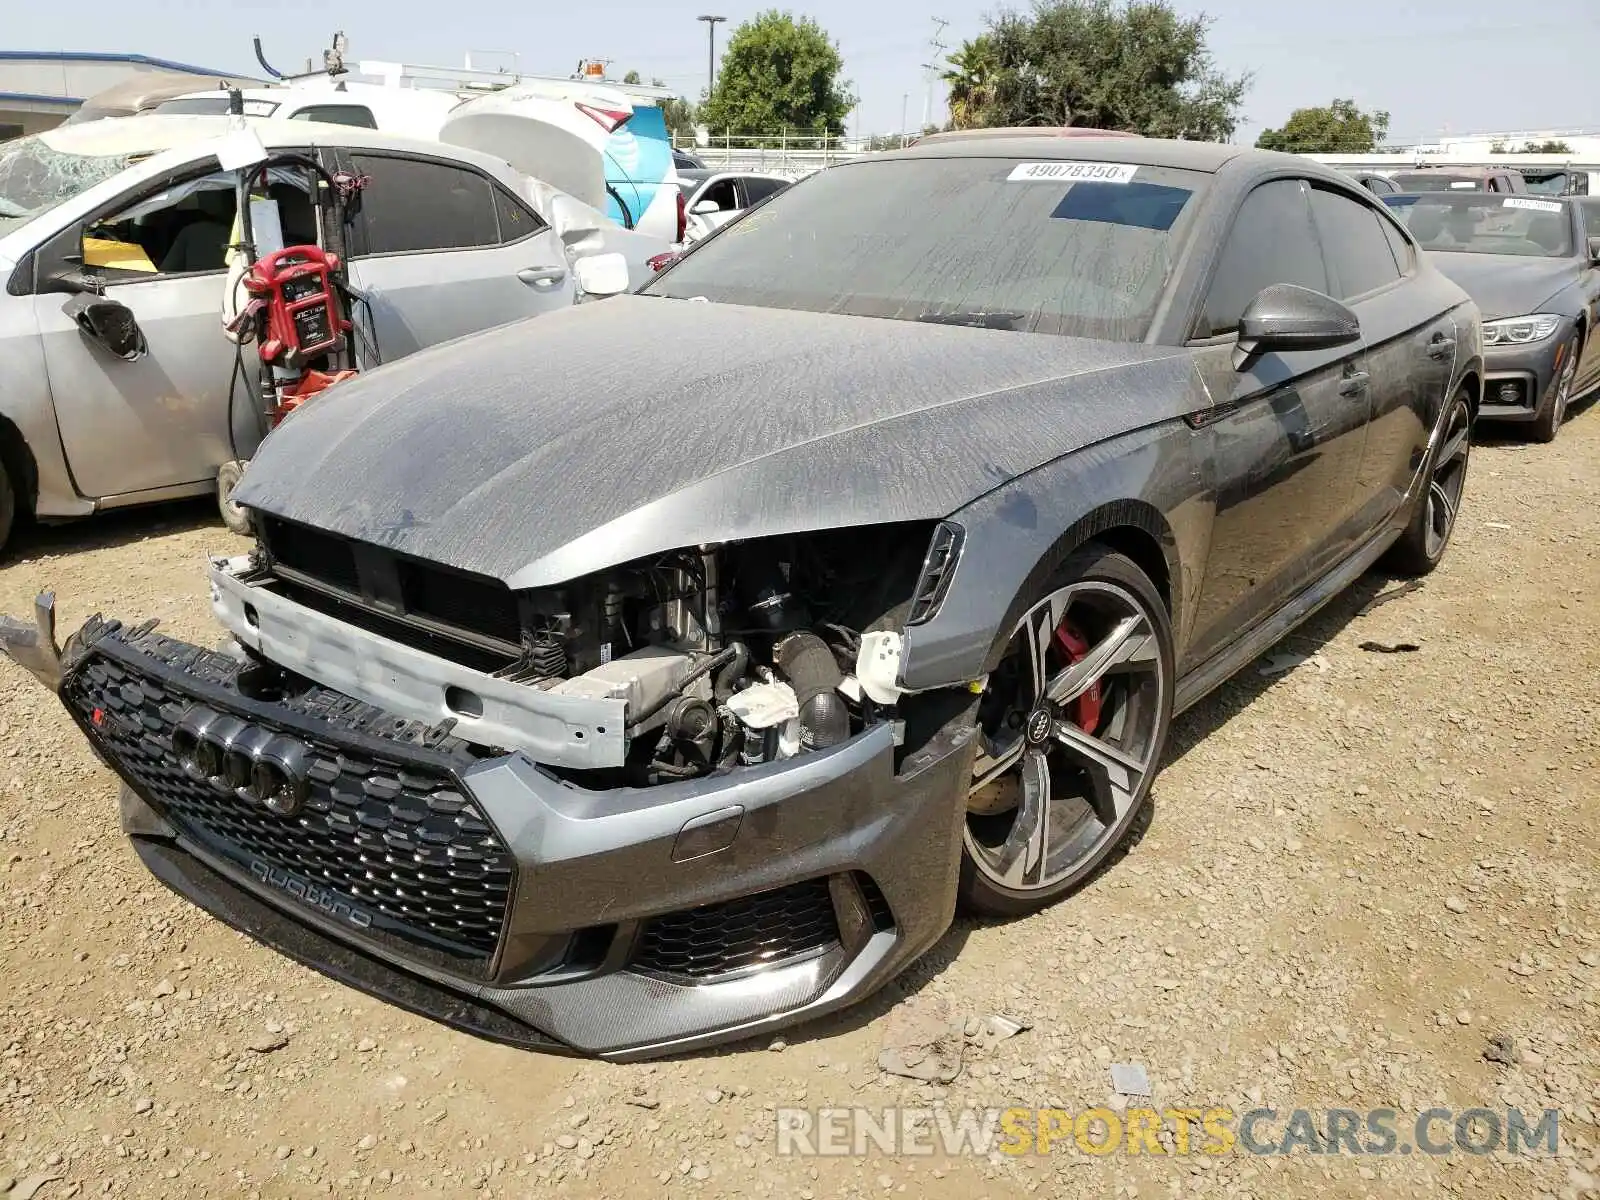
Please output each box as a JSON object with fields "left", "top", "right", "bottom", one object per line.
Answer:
{"left": 713, "top": 641, "right": 749, "bottom": 703}
{"left": 774, "top": 631, "right": 850, "bottom": 750}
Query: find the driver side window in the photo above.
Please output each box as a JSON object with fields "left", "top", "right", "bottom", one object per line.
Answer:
{"left": 79, "top": 162, "right": 323, "bottom": 284}
{"left": 1195, "top": 179, "right": 1329, "bottom": 339}
{"left": 85, "top": 167, "right": 241, "bottom": 280}
{"left": 701, "top": 179, "right": 739, "bottom": 211}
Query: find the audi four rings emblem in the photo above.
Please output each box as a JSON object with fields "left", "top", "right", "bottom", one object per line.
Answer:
{"left": 172, "top": 705, "right": 312, "bottom": 816}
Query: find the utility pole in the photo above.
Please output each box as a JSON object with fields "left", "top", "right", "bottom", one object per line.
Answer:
{"left": 900, "top": 93, "right": 909, "bottom": 147}
{"left": 923, "top": 17, "right": 948, "bottom": 133}
{"left": 697, "top": 14, "right": 726, "bottom": 97}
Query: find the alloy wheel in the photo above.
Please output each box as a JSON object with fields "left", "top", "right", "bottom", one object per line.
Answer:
{"left": 1424, "top": 398, "right": 1471, "bottom": 560}
{"left": 965, "top": 581, "right": 1167, "bottom": 894}
{"left": 1549, "top": 347, "right": 1578, "bottom": 432}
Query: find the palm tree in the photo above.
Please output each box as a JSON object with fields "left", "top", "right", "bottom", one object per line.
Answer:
{"left": 942, "top": 36, "right": 997, "bottom": 130}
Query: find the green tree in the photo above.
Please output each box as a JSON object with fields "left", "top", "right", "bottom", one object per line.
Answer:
{"left": 1515, "top": 139, "right": 1572, "bottom": 153}
{"left": 1256, "top": 99, "right": 1390, "bottom": 153}
{"left": 975, "top": 0, "right": 1249, "bottom": 140}
{"left": 696, "top": 10, "right": 856, "bottom": 139}
{"left": 622, "top": 69, "right": 642, "bottom": 85}
{"left": 942, "top": 35, "right": 999, "bottom": 130}
{"left": 656, "top": 82, "right": 699, "bottom": 142}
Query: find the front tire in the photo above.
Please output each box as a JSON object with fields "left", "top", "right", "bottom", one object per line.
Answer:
{"left": 958, "top": 545, "right": 1175, "bottom": 919}
{"left": 1382, "top": 389, "right": 1471, "bottom": 577}
{"left": 0, "top": 456, "right": 14, "bottom": 557}
{"left": 1529, "top": 332, "right": 1579, "bottom": 444}
{"left": 216, "top": 460, "right": 254, "bottom": 537}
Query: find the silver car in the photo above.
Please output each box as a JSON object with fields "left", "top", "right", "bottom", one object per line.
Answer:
{"left": 677, "top": 171, "right": 792, "bottom": 243}
{"left": 0, "top": 116, "right": 663, "bottom": 553}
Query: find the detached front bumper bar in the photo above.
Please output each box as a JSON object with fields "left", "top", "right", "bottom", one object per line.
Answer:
{"left": 0, "top": 592, "right": 66, "bottom": 692}
{"left": 0, "top": 595, "right": 976, "bottom": 1060}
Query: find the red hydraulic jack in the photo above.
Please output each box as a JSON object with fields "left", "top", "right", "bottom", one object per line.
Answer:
{"left": 215, "top": 155, "right": 367, "bottom": 535}
{"left": 240, "top": 245, "right": 357, "bottom": 426}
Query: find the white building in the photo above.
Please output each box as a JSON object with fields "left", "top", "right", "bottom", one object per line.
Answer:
{"left": 1404, "top": 129, "right": 1600, "bottom": 157}
{"left": 0, "top": 51, "right": 240, "bottom": 139}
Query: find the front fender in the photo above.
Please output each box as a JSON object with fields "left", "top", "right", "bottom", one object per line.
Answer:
{"left": 0, "top": 285, "right": 91, "bottom": 519}
{"left": 899, "top": 421, "right": 1212, "bottom": 691}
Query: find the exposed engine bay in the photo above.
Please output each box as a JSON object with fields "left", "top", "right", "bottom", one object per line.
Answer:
{"left": 214, "top": 519, "right": 960, "bottom": 787}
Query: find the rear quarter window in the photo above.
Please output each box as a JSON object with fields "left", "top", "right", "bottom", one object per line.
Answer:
{"left": 1309, "top": 186, "right": 1403, "bottom": 299}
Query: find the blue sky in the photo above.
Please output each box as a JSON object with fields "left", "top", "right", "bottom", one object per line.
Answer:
{"left": 12, "top": 0, "right": 1599, "bottom": 143}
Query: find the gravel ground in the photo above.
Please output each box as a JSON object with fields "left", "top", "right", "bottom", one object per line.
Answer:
{"left": 0, "top": 403, "right": 1596, "bottom": 1200}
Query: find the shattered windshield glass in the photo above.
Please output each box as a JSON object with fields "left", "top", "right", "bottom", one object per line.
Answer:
{"left": 0, "top": 134, "right": 134, "bottom": 236}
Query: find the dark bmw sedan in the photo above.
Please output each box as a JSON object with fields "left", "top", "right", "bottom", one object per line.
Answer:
{"left": 4, "top": 139, "right": 1483, "bottom": 1059}
{"left": 1386, "top": 192, "right": 1600, "bottom": 441}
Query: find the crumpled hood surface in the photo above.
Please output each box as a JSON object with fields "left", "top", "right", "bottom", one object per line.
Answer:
{"left": 235, "top": 295, "right": 1206, "bottom": 588}
{"left": 1427, "top": 252, "right": 1581, "bottom": 321}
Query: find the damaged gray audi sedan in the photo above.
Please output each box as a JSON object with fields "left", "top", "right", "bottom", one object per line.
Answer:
{"left": 0, "top": 138, "right": 1483, "bottom": 1059}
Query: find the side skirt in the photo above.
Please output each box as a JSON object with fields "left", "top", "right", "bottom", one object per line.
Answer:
{"left": 1172, "top": 518, "right": 1402, "bottom": 717}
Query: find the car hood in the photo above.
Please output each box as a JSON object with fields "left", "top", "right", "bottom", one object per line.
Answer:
{"left": 234, "top": 296, "right": 1207, "bottom": 589}
{"left": 1426, "top": 252, "right": 1581, "bottom": 320}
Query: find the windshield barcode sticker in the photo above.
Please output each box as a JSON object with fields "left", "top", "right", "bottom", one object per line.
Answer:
{"left": 1007, "top": 161, "right": 1139, "bottom": 183}
{"left": 1503, "top": 197, "right": 1563, "bottom": 213}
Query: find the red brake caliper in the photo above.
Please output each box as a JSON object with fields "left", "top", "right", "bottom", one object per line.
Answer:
{"left": 1054, "top": 622, "right": 1102, "bottom": 733}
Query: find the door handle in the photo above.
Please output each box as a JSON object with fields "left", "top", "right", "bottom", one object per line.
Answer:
{"left": 517, "top": 266, "right": 567, "bottom": 288}
{"left": 1426, "top": 332, "right": 1454, "bottom": 360}
{"left": 1338, "top": 370, "right": 1370, "bottom": 397}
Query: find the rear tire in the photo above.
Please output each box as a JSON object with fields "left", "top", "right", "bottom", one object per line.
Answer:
{"left": 958, "top": 544, "right": 1174, "bottom": 919}
{"left": 1383, "top": 389, "right": 1472, "bottom": 577}
{"left": 0, "top": 456, "right": 15, "bottom": 558}
{"left": 216, "top": 460, "right": 254, "bottom": 537}
{"left": 1529, "top": 332, "right": 1578, "bottom": 444}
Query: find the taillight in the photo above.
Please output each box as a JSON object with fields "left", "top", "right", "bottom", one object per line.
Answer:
{"left": 675, "top": 188, "right": 688, "bottom": 242}
{"left": 575, "top": 103, "right": 633, "bottom": 133}
{"left": 647, "top": 251, "right": 680, "bottom": 273}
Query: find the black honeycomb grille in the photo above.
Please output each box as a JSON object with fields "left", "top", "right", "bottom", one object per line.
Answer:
{"left": 632, "top": 878, "right": 841, "bottom": 981}
{"left": 62, "top": 638, "right": 513, "bottom": 974}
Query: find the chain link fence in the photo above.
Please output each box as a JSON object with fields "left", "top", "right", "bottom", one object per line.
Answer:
{"left": 672, "top": 132, "right": 883, "bottom": 177}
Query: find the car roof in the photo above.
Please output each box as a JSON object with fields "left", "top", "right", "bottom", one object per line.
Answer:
{"left": 700, "top": 170, "right": 789, "bottom": 182}
{"left": 916, "top": 126, "right": 1141, "bottom": 145}
{"left": 882, "top": 135, "right": 1284, "bottom": 175}
{"left": 166, "top": 82, "right": 461, "bottom": 111}
{"left": 31, "top": 114, "right": 514, "bottom": 177}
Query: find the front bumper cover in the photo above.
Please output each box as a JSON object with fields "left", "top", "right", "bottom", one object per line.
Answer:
{"left": 1, "top": 597, "right": 976, "bottom": 1060}
{"left": 1479, "top": 327, "right": 1570, "bottom": 422}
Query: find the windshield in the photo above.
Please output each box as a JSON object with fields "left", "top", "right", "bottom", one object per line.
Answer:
{"left": 641, "top": 156, "right": 1207, "bottom": 341}
{"left": 0, "top": 134, "right": 135, "bottom": 235}
{"left": 1384, "top": 194, "right": 1573, "bottom": 257}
